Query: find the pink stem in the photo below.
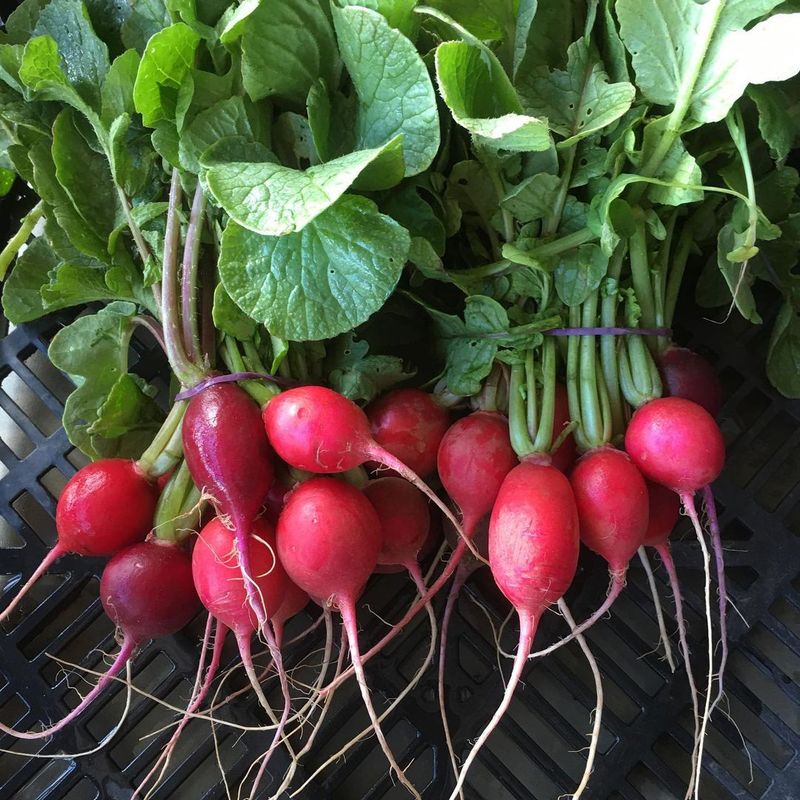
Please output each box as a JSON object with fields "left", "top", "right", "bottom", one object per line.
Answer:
{"left": 0, "top": 544, "right": 65, "bottom": 624}
{"left": 529, "top": 572, "right": 625, "bottom": 658}
{"left": 0, "top": 639, "right": 135, "bottom": 739}
{"left": 702, "top": 485, "right": 728, "bottom": 713}
{"left": 448, "top": 612, "right": 536, "bottom": 800}
{"left": 656, "top": 542, "right": 701, "bottom": 800}
{"left": 340, "top": 600, "right": 420, "bottom": 800}
{"left": 438, "top": 561, "right": 474, "bottom": 795}
{"left": 132, "top": 619, "right": 226, "bottom": 800}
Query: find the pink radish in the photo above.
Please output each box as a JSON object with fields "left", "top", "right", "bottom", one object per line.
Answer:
{"left": 321, "top": 410, "right": 517, "bottom": 696}
{"left": 276, "top": 477, "right": 421, "bottom": 799}
{"left": 625, "top": 396, "right": 725, "bottom": 800}
{"left": 192, "top": 515, "right": 292, "bottom": 777}
{"left": 658, "top": 346, "right": 723, "bottom": 418}
{"left": 182, "top": 382, "right": 275, "bottom": 630}
{"left": 366, "top": 388, "right": 450, "bottom": 477}
{"left": 0, "top": 459, "right": 159, "bottom": 624}
{"left": 271, "top": 579, "right": 310, "bottom": 648}
{"left": 0, "top": 540, "right": 199, "bottom": 740}
{"left": 448, "top": 457, "right": 579, "bottom": 797}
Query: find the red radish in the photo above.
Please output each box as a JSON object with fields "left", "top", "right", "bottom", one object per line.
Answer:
{"left": 263, "top": 385, "right": 472, "bottom": 562}
{"left": 0, "top": 540, "right": 199, "bottom": 740}
{"left": 276, "top": 477, "right": 420, "bottom": 799}
{"left": 264, "top": 473, "right": 290, "bottom": 526}
{"left": 364, "top": 477, "right": 430, "bottom": 570}
{"left": 271, "top": 580, "right": 309, "bottom": 648}
{"left": 550, "top": 383, "right": 577, "bottom": 473}
{"left": 0, "top": 459, "right": 159, "bottom": 624}
{"left": 658, "top": 346, "right": 723, "bottom": 418}
{"left": 366, "top": 388, "right": 450, "bottom": 477}
{"left": 448, "top": 458, "right": 579, "bottom": 797}
{"left": 625, "top": 396, "right": 725, "bottom": 800}
{"left": 643, "top": 479, "right": 680, "bottom": 547}
{"left": 182, "top": 382, "right": 275, "bottom": 630}
{"left": 321, "top": 410, "right": 517, "bottom": 696}
{"left": 192, "top": 515, "right": 292, "bottom": 778}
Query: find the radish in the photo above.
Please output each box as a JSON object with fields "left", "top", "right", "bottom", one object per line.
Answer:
{"left": 276, "top": 477, "right": 421, "bottom": 798}
{"left": 0, "top": 459, "right": 159, "bottom": 624}
{"left": 0, "top": 540, "right": 199, "bottom": 740}
{"left": 625, "top": 395, "right": 725, "bottom": 800}
{"left": 320, "top": 410, "right": 517, "bottom": 696}
{"left": 658, "top": 346, "right": 723, "bottom": 418}
{"left": 448, "top": 457, "right": 580, "bottom": 797}
{"left": 271, "top": 579, "right": 310, "bottom": 648}
{"left": 182, "top": 382, "right": 275, "bottom": 631}
{"left": 192, "top": 515, "right": 293, "bottom": 780}
{"left": 366, "top": 388, "right": 450, "bottom": 477}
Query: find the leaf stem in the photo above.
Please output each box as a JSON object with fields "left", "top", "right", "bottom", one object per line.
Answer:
{"left": 502, "top": 227, "right": 595, "bottom": 265}
{"left": 600, "top": 245, "right": 627, "bottom": 438}
{"left": 629, "top": 218, "right": 658, "bottom": 351}
{"left": 543, "top": 146, "right": 577, "bottom": 237}
{"left": 508, "top": 363, "right": 535, "bottom": 458}
{"left": 578, "top": 290, "right": 605, "bottom": 450}
{"left": 152, "top": 460, "right": 202, "bottom": 542}
{"left": 664, "top": 224, "right": 694, "bottom": 329}
{"left": 136, "top": 401, "right": 187, "bottom": 478}
{"left": 532, "top": 338, "right": 556, "bottom": 453}
{"left": 181, "top": 184, "right": 206, "bottom": 365}
{"left": 0, "top": 201, "right": 44, "bottom": 281}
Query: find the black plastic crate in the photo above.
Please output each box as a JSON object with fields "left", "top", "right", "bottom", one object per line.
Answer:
{"left": 1, "top": 181, "right": 799, "bottom": 800}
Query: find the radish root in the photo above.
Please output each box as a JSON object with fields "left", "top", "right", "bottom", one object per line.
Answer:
{"left": 638, "top": 546, "right": 677, "bottom": 672}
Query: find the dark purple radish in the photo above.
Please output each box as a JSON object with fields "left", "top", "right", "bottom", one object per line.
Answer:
{"left": 182, "top": 382, "right": 275, "bottom": 631}
{"left": 320, "top": 410, "right": 517, "bottom": 696}
{"left": 625, "top": 396, "right": 726, "bottom": 799}
{"left": 0, "top": 459, "right": 159, "bottom": 624}
{"left": 276, "top": 477, "right": 420, "bottom": 799}
{"left": 658, "top": 346, "right": 723, "bottom": 418}
{"left": 448, "top": 458, "right": 580, "bottom": 796}
{"left": 262, "top": 385, "right": 472, "bottom": 561}
{"left": 366, "top": 388, "right": 450, "bottom": 477}
{"left": 271, "top": 579, "right": 309, "bottom": 649}
{"left": 0, "top": 540, "right": 199, "bottom": 740}
{"left": 530, "top": 447, "right": 649, "bottom": 657}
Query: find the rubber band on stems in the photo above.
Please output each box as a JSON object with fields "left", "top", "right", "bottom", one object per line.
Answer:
{"left": 176, "top": 371, "right": 295, "bottom": 401}
{"left": 544, "top": 326, "right": 672, "bottom": 337}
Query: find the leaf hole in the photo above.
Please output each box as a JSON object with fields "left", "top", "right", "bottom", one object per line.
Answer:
{"left": 329, "top": 269, "right": 335, "bottom": 275}
{"left": 458, "top": 178, "right": 468, "bottom": 185}
{"left": 579, "top": 158, "right": 588, "bottom": 167}
{"left": 585, "top": 107, "right": 593, "bottom": 116}
{"left": 568, "top": 103, "right": 575, "bottom": 110}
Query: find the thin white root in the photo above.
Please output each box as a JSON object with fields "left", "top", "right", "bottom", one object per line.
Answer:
{"left": 559, "top": 599, "right": 603, "bottom": 799}
{"left": 638, "top": 547, "right": 677, "bottom": 672}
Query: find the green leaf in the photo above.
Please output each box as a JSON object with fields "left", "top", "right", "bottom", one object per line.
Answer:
{"left": 517, "top": 38, "right": 635, "bottom": 146}
{"left": 715, "top": 222, "right": 762, "bottom": 323}
{"left": 133, "top": 22, "right": 200, "bottom": 127}
{"left": 571, "top": 140, "right": 607, "bottom": 188}
{"left": 218, "top": 195, "right": 411, "bottom": 341}
{"left": 206, "top": 137, "right": 403, "bottom": 236}
{"left": 553, "top": 243, "right": 608, "bottom": 306}
{"left": 0, "top": 168, "right": 14, "bottom": 196}
{"left": 426, "top": 0, "right": 516, "bottom": 42}
{"left": 32, "top": 0, "right": 110, "bottom": 110}
{"left": 1, "top": 237, "right": 59, "bottom": 323}
{"left": 435, "top": 40, "right": 550, "bottom": 152}
{"left": 179, "top": 96, "right": 253, "bottom": 172}
{"left": 501, "top": 172, "right": 560, "bottom": 223}
{"left": 617, "top": 0, "right": 800, "bottom": 124}
{"left": 2, "top": 0, "right": 48, "bottom": 45}
{"left": 767, "top": 300, "right": 800, "bottom": 397}
{"left": 212, "top": 282, "right": 256, "bottom": 340}
{"left": 121, "top": 0, "right": 170, "bottom": 52}
{"left": 513, "top": 0, "right": 538, "bottom": 79}
{"left": 51, "top": 109, "right": 121, "bottom": 249}
{"left": 333, "top": 4, "right": 440, "bottom": 176}
{"left": 241, "top": 0, "right": 340, "bottom": 104}
{"left": 748, "top": 84, "right": 799, "bottom": 164}
{"left": 49, "top": 302, "right": 163, "bottom": 459}
{"left": 380, "top": 184, "right": 447, "bottom": 255}
{"left": 638, "top": 116, "right": 703, "bottom": 205}
{"left": 101, "top": 48, "right": 140, "bottom": 127}
{"left": 326, "top": 332, "right": 415, "bottom": 404}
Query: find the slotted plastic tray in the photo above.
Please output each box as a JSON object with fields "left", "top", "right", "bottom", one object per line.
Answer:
{"left": 1, "top": 178, "right": 799, "bottom": 800}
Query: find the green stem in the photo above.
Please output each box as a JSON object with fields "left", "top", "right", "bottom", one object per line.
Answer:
{"left": 532, "top": 338, "right": 556, "bottom": 453}
{"left": 599, "top": 245, "right": 626, "bottom": 438}
{"left": 653, "top": 211, "right": 679, "bottom": 353}
{"left": 664, "top": 224, "right": 694, "bottom": 329}
{"left": 566, "top": 304, "right": 584, "bottom": 448}
{"left": 0, "top": 201, "right": 44, "bottom": 281}
{"left": 503, "top": 227, "right": 595, "bottom": 266}
{"left": 221, "top": 338, "right": 278, "bottom": 407}
{"left": 152, "top": 460, "right": 203, "bottom": 542}
{"left": 508, "top": 363, "right": 535, "bottom": 458}
{"left": 578, "top": 291, "right": 605, "bottom": 450}
{"left": 137, "top": 401, "right": 187, "bottom": 478}
{"left": 486, "top": 163, "right": 514, "bottom": 244}
{"left": 543, "top": 146, "right": 577, "bottom": 237}
{"left": 181, "top": 184, "right": 206, "bottom": 365}
{"left": 525, "top": 349, "right": 538, "bottom": 442}
{"left": 629, "top": 218, "right": 658, "bottom": 352}
{"left": 242, "top": 340, "right": 268, "bottom": 374}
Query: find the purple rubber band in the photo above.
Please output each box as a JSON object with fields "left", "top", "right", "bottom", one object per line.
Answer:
{"left": 175, "top": 371, "right": 293, "bottom": 401}
{"left": 544, "top": 326, "right": 672, "bottom": 337}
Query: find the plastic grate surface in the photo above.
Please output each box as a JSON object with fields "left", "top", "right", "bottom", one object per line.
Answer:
{"left": 1, "top": 199, "right": 800, "bottom": 800}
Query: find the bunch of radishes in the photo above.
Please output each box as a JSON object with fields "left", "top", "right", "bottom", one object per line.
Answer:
{"left": 0, "top": 332, "right": 729, "bottom": 799}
